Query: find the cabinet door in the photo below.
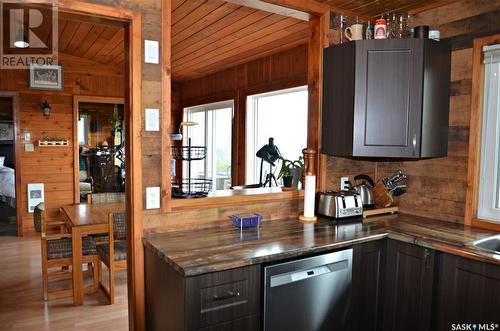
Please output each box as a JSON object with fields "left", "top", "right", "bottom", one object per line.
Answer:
{"left": 434, "top": 253, "right": 500, "bottom": 330}
{"left": 352, "top": 241, "right": 386, "bottom": 331}
{"left": 185, "top": 265, "right": 261, "bottom": 330}
{"left": 353, "top": 40, "right": 424, "bottom": 157}
{"left": 382, "top": 240, "right": 434, "bottom": 331}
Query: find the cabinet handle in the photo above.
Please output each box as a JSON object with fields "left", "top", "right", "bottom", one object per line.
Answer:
{"left": 212, "top": 291, "right": 240, "bottom": 301}
{"left": 424, "top": 249, "right": 432, "bottom": 270}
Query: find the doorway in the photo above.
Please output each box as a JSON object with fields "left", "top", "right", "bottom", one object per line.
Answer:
{"left": 0, "top": 95, "right": 17, "bottom": 236}
{"left": 74, "top": 97, "right": 125, "bottom": 203}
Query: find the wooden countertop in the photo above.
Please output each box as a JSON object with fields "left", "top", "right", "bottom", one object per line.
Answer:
{"left": 143, "top": 214, "right": 500, "bottom": 276}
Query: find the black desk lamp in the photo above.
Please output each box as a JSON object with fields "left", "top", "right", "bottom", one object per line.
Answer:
{"left": 256, "top": 137, "right": 283, "bottom": 187}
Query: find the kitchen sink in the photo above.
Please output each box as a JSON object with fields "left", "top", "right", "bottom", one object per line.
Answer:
{"left": 470, "top": 234, "right": 500, "bottom": 254}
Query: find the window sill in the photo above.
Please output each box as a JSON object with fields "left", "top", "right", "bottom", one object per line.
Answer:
{"left": 471, "top": 218, "right": 500, "bottom": 232}
{"left": 170, "top": 189, "right": 304, "bottom": 211}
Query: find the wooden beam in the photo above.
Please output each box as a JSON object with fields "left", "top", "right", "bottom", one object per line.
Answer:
{"left": 408, "top": 0, "right": 460, "bottom": 15}
{"left": 307, "top": 11, "right": 329, "bottom": 190}
{"left": 324, "top": 4, "right": 372, "bottom": 22}
{"left": 125, "top": 12, "right": 144, "bottom": 331}
{"left": 226, "top": 0, "right": 310, "bottom": 20}
{"left": 161, "top": 0, "right": 172, "bottom": 213}
{"left": 227, "top": 0, "right": 331, "bottom": 20}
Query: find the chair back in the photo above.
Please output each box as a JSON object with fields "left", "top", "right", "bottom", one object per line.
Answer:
{"left": 112, "top": 212, "right": 127, "bottom": 241}
{"left": 33, "top": 203, "right": 45, "bottom": 234}
{"left": 88, "top": 192, "right": 125, "bottom": 205}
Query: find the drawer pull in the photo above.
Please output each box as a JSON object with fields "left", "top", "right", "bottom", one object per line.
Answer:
{"left": 212, "top": 291, "right": 240, "bottom": 301}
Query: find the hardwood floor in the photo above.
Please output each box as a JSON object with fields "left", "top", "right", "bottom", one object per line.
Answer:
{"left": 0, "top": 236, "right": 128, "bottom": 330}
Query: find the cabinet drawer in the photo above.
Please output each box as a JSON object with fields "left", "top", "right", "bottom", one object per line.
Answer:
{"left": 195, "top": 315, "right": 259, "bottom": 331}
{"left": 186, "top": 265, "right": 260, "bottom": 330}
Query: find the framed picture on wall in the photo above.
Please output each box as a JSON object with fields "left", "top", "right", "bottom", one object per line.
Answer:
{"left": 28, "top": 64, "right": 64, "bottom": 91}
{"left": 0, "top": 122, "right": 14, "bottom": 142}
{"left": 27, "top": 183, "right": 44, "bottom": 213}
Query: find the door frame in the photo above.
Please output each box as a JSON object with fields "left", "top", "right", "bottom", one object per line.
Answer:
{"left": 0, "top": 92, "right": 21, "bottom": 236}
{"left": 49, "top": 1, "right": 143, "bottom": 329}
{"left": 72, "top": 95, "right": 125, "bottom": 204}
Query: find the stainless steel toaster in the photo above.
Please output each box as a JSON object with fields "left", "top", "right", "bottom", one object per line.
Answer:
{"left": 318, "top": 191, "right": 363, "bottom": 219}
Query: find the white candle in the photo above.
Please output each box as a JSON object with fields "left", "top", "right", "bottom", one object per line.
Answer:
{"left": 303, "top": 175, "right": 316, "bottom": 218}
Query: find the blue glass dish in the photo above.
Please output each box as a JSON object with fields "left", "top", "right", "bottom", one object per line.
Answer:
{"left": 230, "top": 213, "right": 262, "bottom": 228}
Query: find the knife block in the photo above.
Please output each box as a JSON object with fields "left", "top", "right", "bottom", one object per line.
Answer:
{"left": 374, "top": 181, "right": 399, "bottom": 208}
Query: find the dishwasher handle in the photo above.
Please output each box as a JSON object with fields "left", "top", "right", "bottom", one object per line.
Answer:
{"left": 269, "top": 259, "right": 349, "bottom": 288}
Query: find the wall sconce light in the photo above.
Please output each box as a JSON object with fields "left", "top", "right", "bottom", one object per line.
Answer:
{"left": 171, "top": 121, "right": 198, "bottom": 141}
{"left": 41, "top": 100, "right": 51, "bottom": 117}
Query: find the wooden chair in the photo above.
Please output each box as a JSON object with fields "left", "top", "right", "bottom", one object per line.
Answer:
{"left": 87, "top": 192, "right": 126, "bottom": 205}
{"left": 97, "top": 212, "right": 127, "bottom": 304}
{"left": 87, "top": 192, "right": 126, "bottom": 244}
{"left": 34, "top": 203, "right": 99, "bottom": 301}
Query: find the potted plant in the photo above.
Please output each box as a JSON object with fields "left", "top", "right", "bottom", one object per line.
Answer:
{"left": 278, "top": 157, "right": 304, "bottom": 188}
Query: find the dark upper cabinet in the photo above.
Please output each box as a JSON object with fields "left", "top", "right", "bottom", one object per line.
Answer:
{"left": 382, "top": 240, "right": 435, "bottom": 331}
{"left": 322, "top": 39, "right": 451, "bottom": 158}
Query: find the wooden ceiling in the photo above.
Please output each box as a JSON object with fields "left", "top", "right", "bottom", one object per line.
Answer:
{"left": 58, "top": 14, "right": 125, "bottom": 68}
{"left": 171, "top": 0, "right": 310, "bottom": 81}
{"left": 42, "top": 0, "right": 456, "bottom": 82}
{"left": 171, "top": 0, "right": 456, "bottom": 82}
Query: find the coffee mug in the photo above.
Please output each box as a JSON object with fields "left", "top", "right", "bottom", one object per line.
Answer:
{"left": 345, "top": 24, "right": 363, "bottom": 41}
{"left": 413, "top": 25, "right": 429, "bottom": 39}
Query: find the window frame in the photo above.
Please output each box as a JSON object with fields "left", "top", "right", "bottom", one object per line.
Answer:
{"left": 245, "top": 85, "right": 309, "bottom": 185}
{"left": 183, "top": 100, "right": 234, "bottom": 189}
{"left": 465, "top": 33, "right": 500, "bottom": 231}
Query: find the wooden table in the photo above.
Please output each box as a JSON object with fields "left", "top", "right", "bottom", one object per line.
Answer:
{"left": 61, "top": 203, "right": 125, "bottom": 305}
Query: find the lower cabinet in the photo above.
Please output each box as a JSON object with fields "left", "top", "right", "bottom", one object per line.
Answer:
{"left": 145, "top": 240, "right": 500, "bottom": 331}
{"left": 145, "top": 248, "right": 261, "bottom": 331}
{"left": 382, "top": 240, "right": 435, "bottom": 331}
{"left": 434, "top": 253, "right": 500, "bottom": 330}
{"left": 352, "top": 240, "right": 386, "bottom": 331}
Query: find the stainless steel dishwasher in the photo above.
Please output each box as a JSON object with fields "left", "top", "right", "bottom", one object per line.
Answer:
{"left": 263, "top": 249, "right": 353, "bottom": 331}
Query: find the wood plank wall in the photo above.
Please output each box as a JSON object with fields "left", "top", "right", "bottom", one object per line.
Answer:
{"left": 179, "top": 44, "right": 308, "bottom": 105}
{"left": 174, "top": 44, "right": 308, "bottom": 186}
{"left": 326, "top": 0, "right": 499, "bottom": 223}
{"left": 0, "top": 54, "right": 124, "bottom": 233}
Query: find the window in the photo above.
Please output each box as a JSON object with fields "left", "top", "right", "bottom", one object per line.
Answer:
{"left": 183, "top": 100, "right": 233, "bottom": 190}
{"left": 77, "top": 115, "right": 89, "bottom": 145}
{"left": 477, "top": 43, "right": 500, "bottom": 222}
{"left": 246, "top": 86, "right": 308, "bottom": 185}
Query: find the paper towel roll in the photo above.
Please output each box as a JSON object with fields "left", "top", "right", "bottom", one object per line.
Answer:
{"left": 303, "top": 175, "right": 316, "bottom": 218}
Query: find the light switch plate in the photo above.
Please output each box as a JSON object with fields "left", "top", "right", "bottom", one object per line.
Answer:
{"left": 145, "top": 108, "right": 160, "bottom": 131}
{"left": 340, "top": 176, "right": 349, "bottom": 191}
{"left": 144, "top": 40, "right": 159, "bottom": 64}
{"left": 146, "top": 187, "right": 160, "bottom": 209}
{"left": 25, "top": 143, "right": 34, "bottom": 152}
{"left": 24, "top": 132, "right": 31, "bottom": 141}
